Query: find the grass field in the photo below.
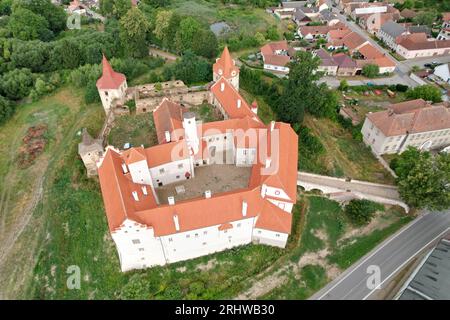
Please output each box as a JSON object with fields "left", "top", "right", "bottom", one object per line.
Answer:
{"left": 257, "top": 196, "right": 413, "bottom": 299}
{"left": 0, "top": 87, "right": 104, "bottom": 299}
{"left": 302, "top": 115, "right": 395, "bottom": 184}
{"left": 170, "top": 0, "right": 283, "bottom": 36}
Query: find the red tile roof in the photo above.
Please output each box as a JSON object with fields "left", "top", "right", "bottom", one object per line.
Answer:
{"left": 96, "top": 55, "right": 126, "bottom": 90}
{"left": 367, "top": 100, "right": 450, "bottom": 136}
{"left": 153, "top": 98, "right": 186, "bottom": 144}
{"left": 210, "top": 77, "right": 261, "bottom": 120}
{"left": 213, "top": 47, "right": 239, "bottom": 79}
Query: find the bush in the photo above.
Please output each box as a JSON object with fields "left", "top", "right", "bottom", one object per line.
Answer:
{"left": 406, "top": 85, "right": 442, "bottom": 103}
{"left": 344, "top": 199, "right": 383, "bottom": 226}
{"left": 362, "top": 64, "right": 380, "bottom": 78}
{"left": 0, "top": 95, "right": 15, "bottom": 124}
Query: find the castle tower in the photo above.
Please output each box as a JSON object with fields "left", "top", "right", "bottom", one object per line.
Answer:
{"left": 78, "top": 128, "right": 104, "bottom": 177}
{"left": 213, "top": 47, "right": 240, "bottom": 90}
{"left": 96, "top": 55, "right": 128, "bottom": 114}
{"left": 183, "top": 112, "right": 199, "bottom": 156}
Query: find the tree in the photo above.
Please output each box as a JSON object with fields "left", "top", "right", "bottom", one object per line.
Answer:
{"left": 392, "top": 147, "right": 450, "bottom": 210}
{"left": 362, "top": 64, "right": 380, "bottom": 78}
{"left": 113, "top": 0, "right": 132, "bottom": 19}
{"left": 175, "top": 17, "right": 201, "bottom": 53}
{"left": 276, "top": 51, "right": 337, "bottom": 124}
{"left": 171, "top": 50, "right": 211, "bottom": 84}
{"left": 0, "top": 0, "right": 13, "bottom": 15}
{"left": 119, "top": 7, "right": 150, "bottom": 58}
{"left": 10, "top": 40, "right": 51, "bottom": 73}
{"left": 406, "top": 85, "right": 442, "bottom": 103}
{"left": 412, "top": 11, "right": 437, "bottom": 26}
{"left": 0, "top": 68, "right": 34, "bottom": 100}
{"left": 13, "top": 0, "right": 66, "bottom": 35}
{"left": 266, "top": 25, "right": 280, "bottom": 41}
{"left": 8, "top": 8, "right": 52, "bottom": 41}
{"left": 339, "top": 79, "right": 349, "bottom": 91}
{"left": 344, "top": 199, "right": 382, "bottom": 226}
{"left": 254, "top": 32, "right": 266, "bottom": 45}
{"left": 0, "top": 95, "right": 15, "bottom": 124}
{"left": 153, "top": 9, "right": 181, "bottom": 50}
{"left": 192, "top": 29, "right": 218, "bottom": 58}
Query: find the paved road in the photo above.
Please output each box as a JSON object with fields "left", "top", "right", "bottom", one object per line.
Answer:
{"left": 319, "top": 74, "right": 409, "bottom": 88}
{"left": 310, "top": 210, "right": 450, "bottom": 300}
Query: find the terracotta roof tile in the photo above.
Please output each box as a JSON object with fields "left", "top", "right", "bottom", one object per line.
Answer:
{"left": 96, "top": 55, "right": 126, "bottom": 90}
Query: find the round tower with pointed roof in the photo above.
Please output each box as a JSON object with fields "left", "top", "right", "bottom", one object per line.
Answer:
{"left": 213, "top": 47, "right": 240, "bottom": 90}
{"left": 96, "top": 55, "right": 128, "bottom": 114}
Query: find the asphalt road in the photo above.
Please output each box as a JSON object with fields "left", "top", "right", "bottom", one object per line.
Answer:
{"left": 310, "top": 210, "right": 450, "bottom": 300}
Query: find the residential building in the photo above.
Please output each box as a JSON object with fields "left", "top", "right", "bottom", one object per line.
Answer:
{"left": 361, "top": 99, "right": 450, "bottom": 155}
{"left": 96, "top": 48, "right": 299, "bottom": 272}
{"left": 396, "top": 33, "right": 450, "bottom": 59}
{"left": 315, "top": 49, "right": 339, "bottom": 75}
{"left": 377, "top": 20, "right": 408, "bottom": 51}
{"left": 333, "top": 53, "right": 359, "bottom": 76}
{"left": 327, "top": 29, "right": 369, "bottom": 53}
{"left": 261, "top": 41, "right": 291, "bottom": 74}
{"left": 356, "top": 43, "right": 396, "bottom": 73}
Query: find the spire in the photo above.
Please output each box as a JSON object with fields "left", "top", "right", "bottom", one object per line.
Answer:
{"left": 96, "top": 54, "right": 126, "bottom": 90}
{"left": 213, "top": 46, "right": 239, "bottom": 79}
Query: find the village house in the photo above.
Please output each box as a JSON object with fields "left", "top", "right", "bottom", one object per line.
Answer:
{"left": 396, "top": 33, "right": 450, "bottom": 59}
{"left": 315, "top": 49, "right": 339, "bottom": 76}
{"left": 361, "top": 99, "right": 450, "bottom": 155}
{"left": 356, "top": 43, "right": 396, "bottom": 74}
{"left": 95, "top": 48, "right": 299, "bottom": 272}
{"left": 437, "top": 13, "right": 450, "bottom": 40}
{"left": 326, "top": 28, "right": 369, "bottom": 53}
{"left": 434, "top": 64, "right": 450, "bottom": 83}
{"left": 260, "top": 41, "right": 291, "bottom": 74}
{"left": 377, "top": 20, "right": 408, "bottom": 51}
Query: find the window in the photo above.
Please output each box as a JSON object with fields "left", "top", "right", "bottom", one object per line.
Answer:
{"left": 139, "top": 248, "right": 144, "bottom": 252}
{"left": 276, "top": 234, "right": 280, "bottom": 238}
{"left": 195, "top": 233, "right": 199, "bottom": 237}
{"left": 203, "top": 242, "right": 207, "bottom": 246}
{"left": 178, "top": 163, "right": 183, "bottom": 169}
{"left": 258, "top": 230, "right": 262, "bottom": 234}
{"left": 203, "top": 231, "right": 208, "bottom": 235}
{"left": 237, "top": 223, "right": 241, "bottom": 228}
{"left": 186, "top": 234, "right": 190, "bottom": 238}
{"left": 168, "top": 238, "right": 173, "bottom": 242}
{"left": 176, "top": 175, "right": 180, "bottom": 179}
{"left": 159, "top": 168, "right": 165, "bottom": 174}
{"left": 132, "top": 239, "right": 140, "bottom": 244}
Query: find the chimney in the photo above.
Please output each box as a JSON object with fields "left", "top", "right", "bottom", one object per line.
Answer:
{"left": 173, "top": 214, "right": 180, "bottom": 231}
{"left": 270, "top": 121, "right": 275, "bottom": 132}
{"left": 237, "top": 99, "right": 241, "bottom": 109}
{"left": 141, "top": 186, "right": 148, "bottom": 195}
{"left": 242, "top": 200, "right": 248, "bottom": 217}
{"left": 168, "top": 196, "right": 175, "bottom": 205}
{"left": 132, "top": 191, "right": 139, "bottom": 201}
{"left": 204, "top": 190, "right": 212, "bottom": 199}
{"left": 220, "top": 82, "right": 225, "bottom": 92}
{"left": 122, "top": 163, "right": 128, "bottom": 174}
{"left": 165, "top": 131, "right": 171, "bottom": 143}
{"left": 265, "top": 158, "right": 272, "bottom": 169}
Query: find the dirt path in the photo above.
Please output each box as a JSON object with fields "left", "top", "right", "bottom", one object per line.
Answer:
{"left": 0, "top": 99, "right": 97, "bottom": 299}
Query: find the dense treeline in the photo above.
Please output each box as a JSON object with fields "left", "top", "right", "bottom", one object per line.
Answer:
{"left": 0, "top": 0, "right": 221, "bottom": 124}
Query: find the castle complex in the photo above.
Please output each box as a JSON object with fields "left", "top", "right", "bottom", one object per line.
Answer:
{"left": 91, "top": 48, "right": 299, "bottom": 272}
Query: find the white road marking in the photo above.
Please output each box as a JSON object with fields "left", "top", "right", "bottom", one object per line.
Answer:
{"left": 362, "top": 227, "right": 450, "bottom": 300}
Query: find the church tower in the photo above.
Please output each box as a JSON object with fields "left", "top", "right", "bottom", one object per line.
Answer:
{"left": 213, "top": 47, "right": 240, "bottom": 90}
{"left": 96, "top": 55, "right": 128, "bottom": 114}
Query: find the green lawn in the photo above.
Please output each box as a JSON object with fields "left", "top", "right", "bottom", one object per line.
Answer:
{"left": 108, "top": 112, "right": 158, "bottom": 148}
{"left": 261, "top": 196, "right": 413, "bottom": 300}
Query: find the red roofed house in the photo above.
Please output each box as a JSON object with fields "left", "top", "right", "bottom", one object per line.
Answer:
{"left": 260, "top": 41, "right": 291, "bottom": 74}
{"left": 96, "top": 55, "right": 128, "bottom": 114}
{"left": 396, "top": 33, "right": 450, "bottom": 59}
{"left": 96, "top": 47, "right": 299, "bottom": 271}
{"left": 361, "top": 99, "right": 450, "bottom": 154}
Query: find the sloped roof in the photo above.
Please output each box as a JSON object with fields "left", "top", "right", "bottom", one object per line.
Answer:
{"left": 210, "top": 77, "right": 260, "bottom": 120}
{"left": 367, "top": 100, "right": 450, "bottom": 136}
{"left": 381, "top": 21, "right": 407, "bottom": 38}
{"left": 96, "top": 55, "right": 126, "bottom": 90}
{"left": 213, "top": 47, "right": 239, "bottom": 79}
{"left": 153, "top": 98, "right": 186, "bottom": 144}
